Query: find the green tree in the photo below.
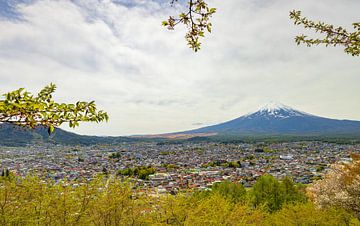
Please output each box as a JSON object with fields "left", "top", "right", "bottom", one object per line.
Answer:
{"left": 281, "top": 177, "right": 307, "bottom": 204}
{"left": 0, "top": 84, "right": 108, "bottom": 134}
{"left": 211, "top": 181, "right": 247, "bottom": 203}
{"left": 251, "top": 174, "right": 284, "bottom": 212}
{"left": 185, "top": 193, "right": 232, "bottom": 225}
{"left": 267, "top": 202, "right": 358, "bottom": 226}
{"left": 117, "top": 166, "right": 156, "bottom": 180}
{"left": 290, "top": 10, "right": 360, "bottom": 56}
{"left": 117, "top": 168, "right": 134, "bottom": 177}
{"left": 1, "top": 174, "right": 359, "bottom": 225}
{"left": 251, "top": 175, "right": 307, "bottom": 213}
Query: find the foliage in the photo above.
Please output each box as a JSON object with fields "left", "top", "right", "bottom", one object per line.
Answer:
{"left": 0, "top": 175, "right": 144, "bottom": 225}
{"left": 251, "top": 174, "right": 285, "bottom": 212}
{"left": 163, "top": 2, "right": 360, "bottom": 56}
{"left": 185, "top": 193, "right": 232, "bottom": 225}
{"left": 211, "top": 180, "right": 247, "bottom": 203}
{"left": 163, "top": 0, "right": 216, "bottom": 52}
{"left": 202, "top": 160, "right": 241, "bottom": 168}
{"left": 281, "top": 176, "right": 307, "bottom": 204}
{"left": 250, "top": 175, "right": 307, "bottom": 212}
{"left": 117, "top": 166, "right": 156, "bottom": 180}
{"left": 0, "top": 123, "right": 139, "bottom": 146}
{"left": 307, "top": 154, "right": 360, "bottom": 218}
{"left": 109, "top": 152, "right": 121, "bottom": 159}
{"left": 151, "top": 193, "right": 195, "bottom": 224}
{"left": 0, "top": 174, "right": 357, "bottom": 225}
{"left": 267, "top": 202, "right": 358, "bottom": 226}
{"left": 161, "top": 163, "right": 179, "bottom": 170}
{"left": 0, "top": 84, "right": 108, "bottom": 134}
{"left": 290, "top": 10, "right": 360, "bottom": 56}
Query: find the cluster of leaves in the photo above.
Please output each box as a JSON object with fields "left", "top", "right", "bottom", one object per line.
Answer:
{"left": 245, "top": 154, "right": 256, "bottom": 160}
{"left": 290, "top": 10, "right": 360, "bottom": 56}
{"left": 209, "top": 180, "right": 247, "bottom": 203}
{"left": 159, "top": 151, "right": 174, "bottom": 155}
{"left": 195, "top": 175, "right": 308, "bottom": 214}
{"left": 307, "top": 154, "right": 360, "bottom": 218}
{"left": 160, "top": 163, "right": 179, "bottom": 170}
{"left": 108, "top": 152, "right": 121, "bottom": 159}
{"left": 251, "top": 175, "right": 307, "bottom": 212}
{"left": 0, "top": 84, "right": 108, "bottom": 134}
{"left": 0, "top": 174, "right": 358, "bottom": 225}
{"left": 163, "top": 0, "right": 216, "bottom": 52}
{"left": 163, "top": 3, "right": 359, "bottom": 57}
{"left": 0, "top": 175, "right": 145, "bottom": 225}
{"left": 202, "top": 160, "right": 241, "bottom": 168}
{"left": 117, "top": 166, "right": 156, "bottom": 180}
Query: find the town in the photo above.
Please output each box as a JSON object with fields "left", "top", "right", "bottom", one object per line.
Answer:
{"left": 0, "top": 141, "right": 358, "bottom": 194}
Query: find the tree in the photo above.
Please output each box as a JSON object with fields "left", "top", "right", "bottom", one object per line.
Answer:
{"left": 251, "top": 174, "right": 285, "bottom": 212}
{"left": 185, "top": 193, "right": 232, "bottom": 225}
{"left": 0, "top": 84, "right": 108, "bottom": 134}
{"left": 290, "top": 10, "right": 360, "bottom": 56}
{"left": 211, "top": 181, "right": 247, "bottom": 203}
{"left": 307, "top": 154, "right": 360, "bottom": 219}
{"left": 250, "top": 175, "right": 306, "bottom": 212}
{"left": 163, "top": 0, "right": 216, "bottom": 52}
{"left": 163, "top": 2, "right": 359, "bottom": 56}
{"left": 281, "top": 177, "right": 307, "bottom": 204}
{"left": 267, "top": 202, "right": 357, "bottom": 226}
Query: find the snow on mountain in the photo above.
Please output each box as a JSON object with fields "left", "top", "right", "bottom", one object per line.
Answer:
{"left": 185, "top": 102, "right": 360, "bottom": 135}
{"left": 259, "top": 102, "right": 290, "bottom": 112}
{"left": 242, "top": 102, "right": 311, "bottom": 119}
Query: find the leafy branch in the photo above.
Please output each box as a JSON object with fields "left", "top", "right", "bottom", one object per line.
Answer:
{"left": 0, "top": 84, "right": 109, "bottom": 134}
{"left": 290, "top": 10, "right": 360, "bottom": 56}
{"left": 163, "top": 0, "right": 216, "bottom": 52}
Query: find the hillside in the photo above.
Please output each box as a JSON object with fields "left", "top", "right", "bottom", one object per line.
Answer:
{"left": 0, "top": 123, "right": 135, "bottom": 146}
{"left": 2, "top": 102, "right": 360, "bottom": 146}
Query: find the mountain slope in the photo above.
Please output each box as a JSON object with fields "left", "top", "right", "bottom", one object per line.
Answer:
{"left": 186, "top": 103, "right": 360, "bottom": 136}
{"left": 0, "top": 123, "right": 135, "bottom": 146}
{"left": 2, "top": 103, "right": 360, "bottom": 146}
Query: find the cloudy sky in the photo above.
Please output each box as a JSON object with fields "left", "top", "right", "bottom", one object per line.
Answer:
{"left": 0, "top": 0, "right": 359, "bottom": 136}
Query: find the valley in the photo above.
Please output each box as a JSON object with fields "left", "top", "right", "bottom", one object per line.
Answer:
{"left": 1, "top": 141, "right": 358, "bottom": 194}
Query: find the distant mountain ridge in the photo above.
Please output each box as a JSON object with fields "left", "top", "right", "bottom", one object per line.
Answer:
{"left": 1, "top": 102, "right": 360, "bottom": 146}
{"left": 0, "top": 123, "right": 135, "bottom": 146}
{"left": 184, "top": 102, "right": 360, "bottom": 136}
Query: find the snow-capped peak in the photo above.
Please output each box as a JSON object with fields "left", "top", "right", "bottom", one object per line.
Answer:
{"left": 243, "top": 102, "right": 309, "bottom": 119}
{"left": 259, "top": 102, "right": 292, "bottom": 113}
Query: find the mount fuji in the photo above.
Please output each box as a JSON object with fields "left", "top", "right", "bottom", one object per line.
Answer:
{"left": 2, "top": 102, "right": 360, "bottom": 145}
{"left": 183, "top": 102, "right": 360, "bottom": 136}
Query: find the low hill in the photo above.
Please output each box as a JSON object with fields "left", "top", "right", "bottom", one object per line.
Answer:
{"left": 0, "top": 123, "right": 136, "bottom": 146}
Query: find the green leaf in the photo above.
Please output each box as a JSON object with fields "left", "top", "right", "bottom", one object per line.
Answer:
{"left": 48, "top": 125, "right": 55, "bottom": 135}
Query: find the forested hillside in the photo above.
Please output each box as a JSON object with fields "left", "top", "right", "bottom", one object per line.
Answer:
{"left": 0, "top": 123, "right": 136, "bottom": 146}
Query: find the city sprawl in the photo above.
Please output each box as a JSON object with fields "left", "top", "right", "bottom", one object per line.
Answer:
{"left": 1, "top": 141, "right": 359, "bottom": 194}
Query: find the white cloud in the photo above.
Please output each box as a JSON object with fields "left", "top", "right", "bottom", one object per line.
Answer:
{"left": 0, "top": 0, "right": 359, "bottom": 135}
